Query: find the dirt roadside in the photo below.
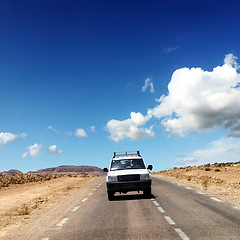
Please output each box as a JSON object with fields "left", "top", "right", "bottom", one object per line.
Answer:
{"left": 0, "top": 175, "right": 105, "bottom": 239}
{"left": 153, "top": 161, "right": 240, "bottom": 207}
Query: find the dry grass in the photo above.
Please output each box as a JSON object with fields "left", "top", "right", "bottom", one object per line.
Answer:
{"left": 0, "top": 174, "right": 95, "bottom": 234}
{"left": 154, "top": 161, "right": 240, "bottom": 206}
{"left": 0, "top": 173, "right": 90, "bottom": 188}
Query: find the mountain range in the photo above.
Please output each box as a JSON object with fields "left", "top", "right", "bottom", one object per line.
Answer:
{"left": 0, "top": 165, "right": 104, "bottom": 175}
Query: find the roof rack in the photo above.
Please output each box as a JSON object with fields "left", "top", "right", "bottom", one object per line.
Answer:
{"left": 113, "top": 151, "right": 141, "bottom": 158}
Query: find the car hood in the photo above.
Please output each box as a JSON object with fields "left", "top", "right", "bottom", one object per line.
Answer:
{"left": 108, "top": 169, "right": 149, "bottom": 176}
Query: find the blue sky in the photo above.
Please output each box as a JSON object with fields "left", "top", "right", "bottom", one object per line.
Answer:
{"left": 1, "top": 0, "right": 240, "bottom": 173}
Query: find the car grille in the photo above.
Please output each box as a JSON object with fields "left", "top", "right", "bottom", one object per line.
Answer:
{"left": 117, "top": 174, "right": 140, "bottom": 182}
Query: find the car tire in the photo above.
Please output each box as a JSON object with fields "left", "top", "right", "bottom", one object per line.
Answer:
{"left": 143, "top": 188, "right": 151, "bottom": 196}
{"left": 107, "top": 191, "right": 114, "bottom": 201}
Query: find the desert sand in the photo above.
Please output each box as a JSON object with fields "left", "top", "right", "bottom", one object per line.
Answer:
{"left": 153, "top": 161, "right": 240, "bottom": 207}
{"left": 0, "top": 174, "right": 96, "bottom": 238}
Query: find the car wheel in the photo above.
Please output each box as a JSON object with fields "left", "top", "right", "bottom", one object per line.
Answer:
{"left": 144, "top": 188, "right": 151, "bottom": 196}
{"left": 107, "top": 191, "right": 114, "bottom": 201}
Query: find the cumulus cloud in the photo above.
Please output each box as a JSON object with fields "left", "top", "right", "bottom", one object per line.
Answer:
{"left": 75, "top": 128, "right": 87, "bottom": 138}
{"left": 224, "top": 53, "right": 238, "bottom": 68}
{"left": 147, "top": 54, "right": 240, "bottom": 136}
{"left": 225, "top": 118, "right": 240, "bottom": 137}
{"left": 0, "top": 132, "right": 17, "bottom": 146}
{"left": 90, "top": 126, "right": 96, "bottom": 133}
{"left": 177, "top": 137, "right": 240, "bottom": 167}
{"left": 22, "top": 143, "right": 43, "bottom": 158}
{"left": 142, "top": 78, "right": 155, "bottom": 93}
{"left": 47, "top": 126, "right": 58, "bottom": 133}
{"left": 105, "top": 54, "right": 240, "bottom": 141}
{"left": 0, "top": 132, "right": 27, "bottom": 146}
{"left": 105, "top": 112, "right": 154, "bottom": 142}
{"left": 47, "top": 145, "right": 62, "bottom": 154}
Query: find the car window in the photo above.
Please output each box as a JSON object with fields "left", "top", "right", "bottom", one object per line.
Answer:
{"left": 110, "top": 159, "right": 145, "bottom": 171}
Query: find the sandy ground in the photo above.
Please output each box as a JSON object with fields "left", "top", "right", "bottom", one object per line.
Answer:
{"left": 153, "top": 162, "right": 240, "bottom": 207}
{"left": 0, "top": 175, "right": 97, "bottom": 239}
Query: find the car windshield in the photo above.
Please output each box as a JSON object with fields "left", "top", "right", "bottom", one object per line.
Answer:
{"left": 110, "top": 159, "right": 145, "bottom": 171}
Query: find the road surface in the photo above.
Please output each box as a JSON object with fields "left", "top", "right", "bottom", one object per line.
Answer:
{"left": 9, "top": 176, "right": 240, "bottom": 240}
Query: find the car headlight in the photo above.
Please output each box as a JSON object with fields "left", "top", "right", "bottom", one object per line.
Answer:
{"left": 108, "top": 176, "right": 118, "bottom": 182}
{"left": 140, "top": 174, "right": 151, "bottom": 180}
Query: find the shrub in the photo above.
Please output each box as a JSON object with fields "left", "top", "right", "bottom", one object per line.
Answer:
{"left": 0, "top": 173, "right": 84, "bottom": 188}
{"left": 17, "top": 204, "right": 30, "bottom": 216}
{"left": 205, "top": 167, "right": 211, "bottom": 171}
{"left": 215, "top": 169, "right": 221, "bottom": 172}
{"left": 187, "top": 176, "right": 192, "bottom": 181}
{"left": 202, "top": 179, "right": 209, "bottom": 190}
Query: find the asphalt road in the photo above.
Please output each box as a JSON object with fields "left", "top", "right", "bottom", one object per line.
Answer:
{"left": 36, "top": 176, "right": 240, "bottom": 240}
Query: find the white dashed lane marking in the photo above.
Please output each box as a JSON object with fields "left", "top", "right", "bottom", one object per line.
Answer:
{"left": 151, "top": 193, "right": 191, "bottom": 239}
{"left": 210, "top": 197, "right": 222, "bottom": 202}
{"left": 56, "top": 218, "right": 69, "bottom": 227}
{"left": 174, "top": 228, "right": 191, "bottom": 240}
{"left": 41, "top": 184, "right": 103, "bottom": 239}
{"left": 72, "top": 206, "right": 80, "bottom": 212}
{"left": 153, "top": 201, "right": 160, "bottom": 206}
{"left": 164, "top": 216, "right": 176, "bottom": 225}
{"left": 233, "top": 206, "right": 240, "bottom": 211}
{"left": 157, "top": 206, "right": 165, "bottom": 213}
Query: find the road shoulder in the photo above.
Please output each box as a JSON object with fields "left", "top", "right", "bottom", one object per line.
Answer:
{"left": 1, "top": 176, "right": 104, "bottom": 240}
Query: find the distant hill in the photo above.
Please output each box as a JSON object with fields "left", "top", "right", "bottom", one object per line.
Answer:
{"left": 27, "top": 165, "right": 104, "bottom": 175}
{"left": 0, "top": 165, "right": 104, "bottom": 175}
{"left": 0, "top": 169, "right": 23, "bottom": 175}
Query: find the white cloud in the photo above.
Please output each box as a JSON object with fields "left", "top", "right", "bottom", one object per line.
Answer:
{"left": 47, "top": 145, "right": 62, "bottom": 154}
{"left": 105, "top": 54, "right": 240, "bottom": 141}
{"left": 90, "top": 126, "right": 96, "bottom": 133}
{"left": 20, "top": 132, "right": 27, "bottom": 138}
{"left": 0, "top": 132, "right": 17, "bottom": 146}
{"left": 162, "top": 46, "right": 179, "bottom": 54}
{"left": 177, "top": 137, "right": 240, "bottom": 167}
{"left": 0, "top": 132, "right": 27, "bottom": 146}
{"left": 47, "top": 126, "right": 58, "bottom": 133}
{"left": 142, "top": 78, "right": 155, "bottom": 93}
{"left": 75, "top": 128, "right": 87, "bottom": 138}
{"left": 105, "top": 112, "right": 154, "bottom": 142}
{"left": 22, "top": 152, "right": 28, "bottom": 159}
{"left": 147, "top": 54, "right": 240, "bottom": 136}
{"left": 224, "top": 53, "right": 238, "bottom": 68}
{"left": 22, "top": 143, "right": 43, "bottom": 158}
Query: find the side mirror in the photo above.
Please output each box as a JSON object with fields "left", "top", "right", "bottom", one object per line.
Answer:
{"left": 103, "top": 168, "right": 108, "bottom": 172}
{"left": 147, "top": 165, "right": 153, "bottom": 171}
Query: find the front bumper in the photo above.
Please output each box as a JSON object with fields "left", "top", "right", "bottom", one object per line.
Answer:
{"left": 106, "top": 179, "right": 151, "bottom": 192}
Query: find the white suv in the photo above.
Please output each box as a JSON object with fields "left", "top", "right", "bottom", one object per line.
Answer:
{"left": 103, "top": 151, "right": 153, "bottom": 200}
